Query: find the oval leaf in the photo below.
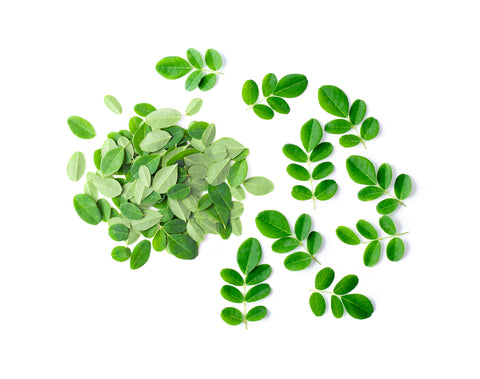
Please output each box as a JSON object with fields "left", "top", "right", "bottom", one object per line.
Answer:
{"left": 245, "top": 264, "right": 271, "bottom": 286}
{"left": 334, "top": 275, "right": 359, "bottom": 295}
{"left": 331, "top": 295, "right": 344, "bottom": 318}
{"left": 266, "top": 96, "right": 290, "bottom": 114}
{"left": 307, "top": 231, "right": 322, "bottom": 255}
{"left": 314, "top": 179, "right": 338, "bottom": 201}
{"left": 336, "top": 226, "right": 361, "bottom": 245}
{"left": 130, "top": 240, "right": 151, "bottom": 269}
{"left": 346, "top": 155, "right": 377, "bottom": 185}
{"left": 282, "top": 144, "right": 308, "bottom": 163}
{"left": 237, "top": 237, "right": 262, "bottom": 275}
{"left": 167, "top": 183, "right": 191, "bottom": 200}
{"left": 339, "top": 134, "right": 361, "bottom": 148}
{"left": 246, "top": 306, "right": 267, "bottom": 322}
{"left": 310, "top": 142, "right": 333, "bottom": 162}
{"left": 67, "top": 151, "right": 86, "bottom": 182}
{"left": 315, "top": 267, "right": 335, "bottom": 290}
{"left": 360, "top": 117, "right": 379, "bottom": 140}
{"left": 284, "top": 252, "right": 312, "bottom": 271}
{"left": 185, "top": 70, "right": 203, "bottom": 91}
{"left": 294, "top": 214, "right": 311, "bottom": 241}
{"left": 221, "top": 307, "right": 243, "bottom": 326}
{"left": 155, "top": 56, "right": 192, "bottom": 79}
{"left": 324, "top": 119, "right": 352, "bottom": 134}
{"left": 291, "top": 185, "right": 312, "bottom": 200}
{"left": 73, "top": 194, "right": 101, "bottom": 225}
{"left": 220, "top": 268, "right": 244, "bottom": 286}
{"left": 318, "top": 85, "right": 349, "bottom": 117}
{"left": 199, "top": 73, "right": 217, "bottom": 91}
{"left": 358, "top": 186, "right": 384, "bottom": 201}
{"left": 376, "top": 198, "right": 399, "bottom": 215}
{"left": 287, "top": 164, "right": 310, "bottom": 181}
{"left": 221, "top": 285, "right": 244, "bottom": 303}
{"left": 243, "top": 176, "right": 274, "bottom": 196}
{"left": 104, "top": 95, "right": 122, "bottom": 115}
{"left": 272, "top": 237, "right": 299, "bottom": 253}
{"left": 356, "top": 219, "right": 378, "bottom": 240}
{"left": 205, "top": 49, "right": 222, "bottom": 71}
{"left": 167, "top": 234, "right": 198, "bottom": 260}
{"left": 67, "top": 116, "right": 96, "bottom": 139}
{"left": 349, "top": 99, "right": 366, "bottom": 125}
{"left": 146, "top": 108, "right": 182, "bottom": 129}
{"left": 312, "top": 162, "right": 334, "bottom": 180}
{"left": 300, "top": 118, "right": 322, "bottom": 152}
{"left": 363, "top": 240, "right": 381, "bottom": 267}
{"left": 253, "top": 104, "right": 274, "bottom": 120}
{"left": 255, "top": 210, "right": 291, "bottom": 238}
{"left": 111, "top": 246, "right": 131, "bottom": 262}
{"left": 262, "top": 73, "right": 277, "bottom": 97}
{"left": 379, "top": 215, "right": 397, "bottom": 235}
{"left": 185, "top": 98, "right": 203, "bottom": 116}
{"left": 245, "top": 283, "right": 271, "bottom": 303}
{"left": 377, "top": 163, "right": 393, "bottom": 190}
{"left": 242, "top": 80, "right": 259, "bottom": 106}
{"left": 273, "top": 74, "right": 308, "bottom": 98}
{"left": 341, "top": 294, "right": 374, "bottom": 319}
{"left": 387, "top": 237, "right": 405, "bottom": 261}
{"left": 100, "top": 147, "right": 124, "bottom": 176}
{"left": 309, "top": 292, "right": 326, "bottom": 316}
{"left": 186, "top": 48, "right": 203, "bottom": 69}
{"left": 394, "top": 174, "right": 412, "bottom": 200}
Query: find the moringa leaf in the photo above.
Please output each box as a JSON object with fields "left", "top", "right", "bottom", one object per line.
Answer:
{"left": 253, "top": 104, "right": 274, "bottom": 120}
{"left": 379, "top": 215, "right": 396, "bottom": 235}
{"left": 312, "top": 162, "right": 334, "bottom": 180}
{"left": 186, "top": 48, "right": 203, "bottom": 69}
{"left": 120, "top": 202, "right": 144, "bottom": 220}
{"left": 334, "top": 275, "right": 359, "bottom": 295}
{"left": 300, "top": 118, "right": 322, "bottom": 152}
{"left": 104, "top": 95, "right": 122, "bottom": 115}
{"left": 284, "top": 252, "right": 312, "bottom": 271}
{"left": 307, "top": 231, "right": 322, "bottom": 255}
{"left": 186, "top": 220, "right": 205, "bottom": 243}
{"left": 318, "top": 85, "right": 349, "bottom": 117}
{"left": 341, "top": 294, "right": 374, "bottom": 319}
{"left": 67, "top": 116, "right": 96, "bottom": 139}
{"left": 349, "top": 99, "right": 366, "bottom": 125}
{"left": 199, "top": 73, "right": 217, "bottom": 91}
{"left": 245, "top": 283, "right": 271, "bottom": 302}
{"left": 287, "top": 164, "right": 310, "bottom": 181}
{"left": 291, "top": 185, "right": 312, "bottom": 200}
{"left": 358, "top": 186, "right": 384, "bottom": 201}
{"left": 227, "top": 160, "right": 248, "bottom": 187}
{"left": 339, "top": 134, "right": 361, "bottom": 148}
{"left": 220, "top": 268, "right": 244, "bottom": 286}
{"left": 97, "top": 199, "right": 111, "bottom": 222}
{"left": 111, "top": 246, "right": 131, "bottom": 262}
{"left": 67, "top": 151, "right": 86, "bottom": 182}
{"left": 315, "top": 267, "right": 335, "bottom": 290}
{"left": 309, "top": 292, "right": 326, "bottom": 316}
{"left": 146, "top": 108, "right": 182, "bottom": 129}
{"left": 167, "top": 233, "right": 198, "bottom": 260}
{"left": 272, "top": 237, "right": 299, "bottom": 253}
{"left": 138, "top": 165, "right": 151, "bottom": 187}
{"left": 310, "top": 142, "right": 333, "bottom": 162}
{"left": 324, "top": 119, "right": 352, "bottom": 134}
{"left": 376, "top": 198, "right": 399, "bottom": 215}
{"left": 206, "top": 158, "right": 230, "bottom": 186}
{"left": 394, "top": 174, "right": 412, "bottom": 200}
{"left": 205, "top": 49, "right": 222, "bottom": 71}
{"left": 266, "top": 96, "right": 290, "bottom": 114}
{"left": 336, "top": 226, "right": 361, "bottom": 245}
{"left": 360, "top": 117, "right": 379, "bottom": 140}
{"left": 221, "top": 285, "right": 244, "bottom": 303}
{"left": 237, "top": 237, "right": 262, "bottom": 275}
{"left": 387, "top": 237, "right": 405, "bottom": 261}
{"left": 163, "top": 219, "right": 187, "bottom": 234}
{"left": 167, "top": 183, "right": 191, "bottom": 200}
{"left": 245, "top": 264, "right": 271, "bottom": 285}
{"left": 255, "top": 210, "right": 291, "bottom": 238}
{"left": 155, "top": 56, "right": 192, "bottom": 79}
{"left": 134, "top": 103, "right": 156, "bottom": 117}
{"left": 356, "top": 219, "right": 378, "bottom": 240}
{"left": 130, "top": 240, "right": 151, "bottom": 269}
{"left": 221, "top": 307, "right": 243, "bottom": 326}
{"left": 242, "top": 80, "right": 259, "bottom": 106}
{"left": 377, "top": 163, "right": 393, "bottom": 190}
{"left": 246, "top": 306, "right": 267, "bottom": 322}
{"left": 331, "top": 295, "right": 344, "bottom": 318}
{"left": 185, "top": 70, "right": 203, "bottom": 91}
{"left": 185, "top": 98, "right": 203, "bottom": 116}
{"left": 363, "top": 240, "right": 381, "bottom": 267}
{"left": 314, "top": 180, "right": 338, "bottom": 201}
{"left": 108, "top": 224, "right": 130, "bottom": 241}
{"left": 294, "top": 213, "right": 312, "bottom": 241}
{"left": 208, "top": 183, "right": 232, "bottom": 209}
{"left": 73, "top": 194, "right": 101, "bottom": 225}
{"left": 152, "top": 229, "right": 167, "bottom": 251}
{"left": 262, "top": 73, "right": 277, "bottom": 97}
{"left": 243, "top": 176, "right": 274, "bottom": 196}
{"left": 282, "top": 144, "right": 308, "bottom": 163}
{"left": 346, "top": 155, "right": 377, "bottom": 185}
{"left": 152, "top": 164, "right": 178, "bottom": 194}
{"left": 273, "top": 74, "right": 308, "bottom": 98}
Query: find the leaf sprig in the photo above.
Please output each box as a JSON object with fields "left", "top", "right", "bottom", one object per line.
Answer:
{"left": 336, "top": 216, "right": 409, "bottom": 266}
{"left": 255, "top": 211, "right": 322, "bottom": 271}
{"left": 310, "top": 267, "right": 374, "bottom": 319}
{"left": 346, "top": 155, "right": 412, "bottom": 215}
{"left": 283, "top": 119, "right": 337, "bottom": 208}
{"left": 242, "top": 73, "right": 308, "bottom": 120}
{"left": 220, "top": 238, "right": 272, "bottom": 329}
{"left": 318, "top": 85, "right": 379, "bottom": 149}
{"left": 156, "top": 48, "right": 223, "bottom": 92}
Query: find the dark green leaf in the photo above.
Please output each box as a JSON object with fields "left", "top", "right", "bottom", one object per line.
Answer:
{"left": 217, "top": 221, "right": 233, "bottom": 240}
{"left": 120, "top": 202, "right": 144, "bottom": 220}
{"left": 167, "top": 234, "right": 198, "bottom": 260}
{"left": 294, "top": 214, "right": 311, "bottom": 240}
{"left": 185, "top": 70, "right": 203, "bottom": 91}
{"left": 134, "top": 103, "right": 156, "bottom": 117}
{"left": 339, "top": 134, "right": 361, "bottom": 148}
{"left": 142, "top": 225, "right": 158, "bottom": 239}
{"left": 307, "top": 231, "right": 322, "bottom": 255}
{"left": 377, "top": 163, "right": 393, "bottom": 189}
{"left": 334, "top": 275, "right": 359, "bottom": 295}
{"left": 341, "top": 294, "right": 374, "bottom": 319}
{"left": 221, "top": 285, "right": 244, "bottom": 303}
{"left": 199, "top": 73, "right": 217, "bottom": 91}
{"left": 312, "top": 162, "right": 334, "bottom": 180}
{"left": 346, "top": 155, "right": 377, "bottom": 185}
{"left": 324, "top": 119, "right": 352, "bottom": 134}
{"left": 237, "top": 237, "right": 262, "bottom": 275}
{"left": 314, "top": 180, "right": 338, "bottom": 201}
{"left": 188, "top": 121, "right": 209, "bottom": 139}
{"left": 221, "top": 307, "right": 243, "bottom": 326}
{"left": 282, "top": 144, "right": 308, "bottom": 163}
{"left": 255, "top": 210, "right": 291, "bottom": 238}
{"left": 363, "top": 241, "right": 381, "bottom": 267}
{"left": 243, "top": 176, "right": 274, "bottom": 196}
{"left": 97, "top": 199, "right": 111, "bottom": 222}
{"left": 130, "top": 240, "right": 151, "bottom": 269}
{"left": 206, "top": 204, "right": 229, "bottom": 226}
{"left": 360, "top": 117, "right": 379, "bottom": 140}
{"left": 273, "top": 74, "right": 308, "bottom": 98}
{"left": 291, "top": 185, "right": 312, "bottom": 200}
{"left": 205, "top": 49, "right": 222, "bottom": 71}
{"left": 318, "top": 85, "right": 349, "bottom": 117}
{"left": 101, "top": 147, "right": 125, "bottom": 176}
{"left": 246, "top": 283, "right": 271, "bottom": 302}
{"left": 309, "top": 293, "right": 326, "bottom": 316}
{"left": 253, "top": 104, "right": 274, "bottom": 120}
{"left": 379, "top": 215, "right": 396, "bottom": 235}
{"left": 271, "top": 237, "right": 299, "bottom": 253}
{"left": 163, "top": 126, "right": 185, "bottom": 149}
{"left": 310, "top": 142, "right": 333, "bottom": 162}
{"left": 387, "top": 237, "right": 404, "bottom": 261}
{"left": 394, "top": 174, "right": 412, "bottom": 200}
{"left": 167, "top": 183, "right": 191, "bottom": 200}
{"left": 93, "top": 149, "right": 102, "bottom": 170}
{"left": 358, "top": 186, "right": 384, "bottom": 201}
{"left": 227, "top": 159, "right": 248, "bottom": 186}
{"left": 131, "top": 155, "right": 161, "bottom": 178}
{"left": 356, "top": 219, "right": 378, "bottom": 240}
{"left": 67, "top": 116, "right": 96, "bottom": 139}
{"left": 108, "top": 224, "right": 129, "bottom": 241}
{"left": 197, "top": 194, "right": 212, "bottom": 211}
{"left": 266, "top": 96, "right": 290, "bottom": 114}
{"left": 349, "top": 99, "right": 366, "bottom": 125}
{"left": 208, "top": 183, "right": 232, "bottom": 209}
{"left": 331, "top": 295, "right": 344, "bottom": 318}
{"left": 73, "top": 194, "right": 101, "bottom": 225}
{"left": 376, "top": 199, "right": 399, "bottom": 215}
{"left": 336, "top": 226, "right": 361, "bottom": 245}
{"left": 220, "top": 268, "right": 244, "bottom": 286}
{"left": 163, "top": 219, "right": 186, "bottom": 234}
{"left": 111, "top": 246, "right": 131, "bottom": 262}
{"left": 315, "top": 267, "right": 335, "bottom": 290}
{"left": 262, "top": 73, "right": 277, "bottom": 97}
{"left": 245, "top": 264, "right": 271, "bottom": 285}
{"left": 242, "top": 80, "right": 259, "bottom": 106}
{"left": 152, "top": 229, "right": 167, "bottom": 251}
{"left": 284, "top": 252, "right": 312, "bottom": 271}
{"left": 155, "top": 56, "right": 192, "bottom": 79}
{"left": 286, "top": 164, "right": 310, "bottom": 181}
{"left": 246, "top": 306, "right": 267, "bottom": 322}
{"left": 300, "top": 118, "right": 322, "bottom": 152}
{"left": 186, "top": 48, "right": 203, "bottom": 69}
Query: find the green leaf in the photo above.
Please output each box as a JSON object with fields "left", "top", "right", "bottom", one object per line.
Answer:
{"left": 146, "top": 108, "right": 182, "bottom": 129}
{"left": 309, "top": 292, "right": 326, "bottom": 316}
{"left": 221, "top": 285, "right": 244, "bottom": 303}
{"left": 129, "top": 116, "right": 143, "bottom": 134}
{"left": 336, "top": 226, "right": 361, "bottom": 245}
{"left": 73, "top": 194, "right": 101, "bottom": 225}
{"left": 186, "top": 48, "right": 203, "bottom": 69}
{"left": 199, "top": 73, "right": 217, "bottom": 91}
{"left": 312, "top": 162, "right": 334, "bottom": 180}
{"left": 163, "top": 219, "right": 186, "bottom": 234}
{"left": 272, "top": 237, "right": 299, "bottom": 253}
{"left": 318, "top": 85, "right": 349, "bottom": 117}
{"left": 295, "top": 214, "right": 311, "bottom": 240}
{"left": 185, "top": 70, "right": 203, "bottom": 91}
{"left": 284, "top": 252, "right": 312, "bottom": 271}
{"left": 379, "top": 215, "right": 396, "bottom": 235}
{"left": 132, "top": 123, "right": 151, "bottom": 155}
{"left": 104, "top": 95, "right": 122, "bottom": 115}
{"left": 227, "top": 160, "right": 248, "bottom": 188}
{"left": 266, "top": 96, "right": 290, "bottom": 114}
{"left": 363, "top": 240, "right": 381, "bottom": 267}
{"left": 67, "top": 116, "right": 96, "bottom": 139}
{"left": 282, "top": 144, "right": 308, "bottom": 163}
{"left": 255, "top": 210, "right": 291, "bottom": 238}
{"left": 155, "top": 56, "right": 192, "bottom": 79}
{"left": 208, "top": 183, "right": 232, "bottom": 209}
{"left": 206, "top": 204, "right": 229, "bottom": 226}
{"left": 67, "top": 151, "right": 86, "bottom": 182}
{"left": 167, "top": 183, "right": 191, "bottom": 200}
{"left": 108, "top": 224, "right": 129, "bottom": 241}
{"left": 262, "top": 73, "right": 277, "bottom": 97}
{"left": 185, "top": 98, "right": 203, "bottom": 116}
{"left": 93, "top": 149, "right": 102, "bottom": 170}
{"left": 134, "top": 103, "right": 156, "bottom": 117}
{"left": 394, "top": 174, "right": 412, "bottom": 200}
{"left": 205, "top": 49, "right": 222, "bottom": 71}
{"left": 202, "top": 123, "right": 216, "bottom": 147}
{"left": 324, "top": 119, "right": 352, "bottom": 134}
{"left": 243, "top": 176, "right": 274, "bottom": 196}
{"left": 346, "top": 155, "right": 377, "bottom": 185}
{"left": 237, "top": 237, "right": 262, "bottom": 275}
{"left": 231, "top": 218, "right": 242, "bottom": 237}
{"left": 307, "top": 231, "right": 322, "bottom": 255}
{"left": 356, "top": 219, "right": 378, "bottom": 240}
{"left": 376, "top": 198, "right": 399, "bottom": 215}
{"left": 100, "top": 147, "right": 124, "bottom": 176}
{"left": 130, "top": 210, "right": 162, "bottom": 231}
{"left": 120, "top": 202, "right": 144, "bottom": 220}
{"left": 152, "top": 229, "right": 167, "bottom": 251}
{"left": 220, "top": 268, "right": 244, "bottom": 286}
{"left": 217, "top": 221, "right": 233, "bottom": 240}
{"left": 341, "top": 294, "right": 374, "bottom": 319}
{"left": 87, "top": 173, "right": 122, "bottom": 198}
{"left": 84, "top": 182, "right": 98, "bottom": 200}
{"left": 360, "top": 117, "right": 379, "bottom": 140}
{"left": 206, "top": 158, "right": 230, "bottom": 186}
{"left": 221, "top": 307, "right": 243, "bottom": 326}
{"left": 314, "top": 180, "right": 338, "bottom": 200}
{"left": 387, "top": 237, "right": 405, "bottom": 261}
{"left": 291, "top": 185, "right": 312, "bottom": 200}
{"left": 152, "top": 164, "right": 178, "bottom": 194}
{"left": 253, "top": 104, "right": 274, "bottom": 120}
{"left": 188, "top": 122, "right": 208, "bottom": 139}
{"left": 245, "top": 264, "right": 271, "bottom": 285}
{"left": 287, "top": 164, "right": 310, "bottom": 181}
{"left": 111, "top": 246, "right": 131, "bottom": 262}
{"left": 315, "top": 267, "right": 335, "bottom": 290}
{"left": 242, "top": 80, "right": 259, "bottom": 106}
{"left": 349, "top": 99, "right": 366, "bottom": 125}
{"left": 97, "top": 199, "right": 111, "bottom": 221}
{"left": 130, "top": 240, "right": 151, "bottom": 269}
{"left": 197, "top": 194, "right": 212, "bottom": 211}
{"left": 246, "top": 306, "right": 267, "bottom": 322}
{"left": 377, "top": 163, "right": 393, "bottom": 190}
{"left": 273, "top": 74, "right": 308, "bottom": 98}
{"left": 358, "top": 186, "right": 384, "bottom": 201}
{"left": 339, "top": 134, "right": 361, "bottom": 148}
{"left": 167, "top": 234, "right": 198, "bottom": 260}
{"left": 334, "top": 275, "right": 359, "bottom": 295}
{"left": 186, "top": 220, "right": 205, "bottom": 243}
{"left": 138, "top": 165, "right": 151, "bottom": 187}
{"left": 246, "top": 283, "right": 271, "bottom": 302}
{"left": 310, "top": 142, "right": 333, "bottom": 162}
{"left": 300, "top": 118, "right": 322, "bottom": 153}
{"left": 331, "top": 295, "right": 344, "bottom": 318}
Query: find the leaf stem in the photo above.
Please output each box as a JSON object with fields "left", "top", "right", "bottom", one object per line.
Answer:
{"left": 307, "top": 159, "right": 316, "bottom": 210}
{"left": 380, "top": 187, "right": 407, "bottom": 207}
{"left": 246, "top": 97, "right": 267, "bottom": 110}
{"left": 361, "top": 231, "right": 410, "bottom": 244}
{"left": 351, "top": 125, "right": 367, "bottom": 149}
{"left": 310, "top": 289, "right": 334, "bottom": 295}
{"left": 243, "top": 282, "right": 248, "bottom": 330}
{"left": 201, "top": 68, "right": 224, "bottom": 75}
{"left": 297, "top": 238, "right": 321, "bottom": 265}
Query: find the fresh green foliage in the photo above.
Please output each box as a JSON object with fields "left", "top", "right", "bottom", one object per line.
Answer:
{"left": 243, "top": 73, "right": 308, "bottom": 119}
{"left": 104, "top": 95, "right": 122, "bottom": 115}
{"left": 220, "top": 238, "right": 271, "bottom": 329}
{"left": 185, "top": 98, "right": 203, "bottom": 116}
{"left": 310, "top": 267, "right": 374, "bottom": 319}
{"left": 319, "top": 85, "right": 379, "bottom": 148}
{"left": 256, "top": 211, "right": 322, "bottom": 271}
{"left": 156, "top": 48, "right": 223, "bottom": 91}
{"left": 73, "top": 194, "right": 101, "bottom": 225}
{"left": 283, "top": 119, "right": 337, "bottom": 208}
{"left": 67, "top": 116, "right": 96, "bottom": 139}
{"left": 67, "top": 152, "right": 86, "bottom": 182}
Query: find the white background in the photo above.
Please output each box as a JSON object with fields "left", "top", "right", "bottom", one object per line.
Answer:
{"left": 1, "top": 1, "right": 479, "bottom": 378}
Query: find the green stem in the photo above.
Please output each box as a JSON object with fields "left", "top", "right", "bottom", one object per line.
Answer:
{"left": 246, "top": 96, "right": 267, "bottom": 110}
{"left": 307, "top": 160, "right": 316, "bottom": 210}
{"left": 243, "top": 282, "right": 248, "bottom": 330}
{"left": 297, "top": 239, "right": 321, "bottom": 265}
{"left": 361, "top": 231, "right": 409, "bottom": 244}
{"left": 201, "top": 68, "right": 224, "bottom": 75}
{"left": 351, "top": 124, "right": 367, "bottom": 149}
{"left": 310, "top": 289, "right": 334, "bottom": 295}
{"left": 380, "top": 187, "right": 407, "bottom": 207}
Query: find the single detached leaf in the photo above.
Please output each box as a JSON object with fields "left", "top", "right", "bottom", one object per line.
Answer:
{"left": 245, "top": 264, "right": 271, "bottom": 285}
{"left": 220, "top": 268, "right": 244, "bottom": 286}
{"left": 246, "top": 306, "right": 267, "bottom": 322}
{"left": 295, "top": 214, "right": 312, "bottom": 241}
{"left": 318, "top": 85, "right": 349, "bottom": 118}
{"left": 266, "top": 96, "right": 290, "bottom": 114}
{"left": 167, "top": 234, "right": 198, "bottom": 260}
{"left": 205, "top": 49, "right": 222, "bottom": 71}
{"left": 242, "top": 80, "right": 259, "bottom": 106}
{"left": 186, "top": 48, "right": 203, "bottom": 69}
{"left": 282, "top": 144, "right": 308, "bottom": 163}
{"left": 314, "top": 180, "right": 338, "bottom": 201}
{"left": 73, "top": 194, "right": 101, "bottom": 225}
{"left": 379, "top": 215, "right": 396, "bottom": 235}
{"left": 356, "top": 219, "right": 379, "bottom": 240}
{"left": 262, "top": 73, "right": 277, "bottom": 97}
{"left": 185, "top": 70, "right": 203, "bottom": 91}
{"left": 334, "top": 275, "right": 359, "bottom": 295}
{"left": 221, "top": 307, "right": 243, "bottom": 326}
{"left": 134, "top": 103, "right": 156, "bottom": 117}
{"left": 315, "top": 267, "right": 335, "bottom": 290}
{"left": 273, "top": 74, "right": 308, "bottom": 98}
{"left": 284, "top": 252, "right": 312, "bottom": 271}
{"left": 185, "top": 98, "right": 203, "bottom": 116}
{"left": 310, "top": 142, "right": 333, "bottom": 162}
{"left": 339, "top": 134, "right": 361, "bottom": 148}
{"left": 341, "top": 294, "right": 374, "bottom": 319}
{"left": 360, "top": 117, "right": 379, "bottom": 141}
{"left": 243, "top": 176, "right": 274, "bottom": 196}
{"left": 130, "top": 240, "right": 151, "bottom": 269}
{"left": 346, "top": 155, "right": 377, "bottom": 185}
{"left": 253, "top": 104, "right": 274, "bottom": 120}
{"left": 272, "top": 237, "right": 299, "bottom": 253}
{"left": 309, "top": 292, "right": 326, "bottom": 316}
{"left": 255, "top": 210, "right": 291, "bottom": 238}
{"left": 349, "top": 99, "right": 366, "bottom": 125}
{"left": 376, "top": 198, "right": 399, "bottom": 215}
{"left": 167, "top": 183, "right": 191, "bottom": 200}
{"left": 363, "top": 240, "right": 381, "bottom": 267}
{"left": 221, "top": 285, "right": 244, "bottom": 303}
{"left": 67, "top": 116, "right": 96, "bottom": 139}
{"left": 120, "top": 202, "right": 144, "bottom": 220}
{"left": 111, "top": 246, "right": 131, "bottom": 262}
{"left": 387, "top": 237, "right": 405, "bottom": 261}
{"left": 394, "top": 174, "right": 412, "bottom": 200}
{"left": 287, "top": 164, "right": 310, "bottom": 181}
{"left": 336, "top": 226, "right": 361, "bottom": 245}
{"left": 246, "top": 283, "right": 271, "bottom": 302}
{"left": 152, "top": 229, "right": 167, "bottom": 252}
{"left": 155, "top": 56, "right": 192, "bottom": 79}
{"left": 307, "top": 231, "right": 322, "bottom": 255}
{"left": 300, "top": 118, "right": 323, "bottom": 152}
{"left": 237, "top": 237, "right": 262, "bottom": 275}
{"left": 146, "top": 108, "right": 182, "bottom": 129}
{"left": 199, "top": 73, "right": 217, "bottom": 91}
{"left": 67, "top": 151, "right": 86, "bottom": 182}
{"left": 291, "top": 185, "right": 312, "bottom": 200}
{"left": 324, "top": 119, "right": 352, "bottom": 134}
{"left": 108, "top": 224, "right": 129, "bottom": 241}
{"left": 227, "top": 160, "right": 248, "bottom": 188}
{"left": 312, "top": 162, "right": 334, "bottom": 180}
{"left": 331, "top": 295, "right": 344, "bottom": 318}
{"left": 358, "top": 186, "right": 384, "bottom": 201}
{"left": 377, "top": 163, "right": 393, "bottom": 190}
{"left": 104, "top": 95, "right": 122, "bottom": 115}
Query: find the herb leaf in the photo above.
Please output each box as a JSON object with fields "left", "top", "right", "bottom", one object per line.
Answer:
{"left": 243, "top": 176, "right": 274, "bottom": 195}
{"left": 155, "top": 56, "right": 192, "bottom": 79}
{"left": 318, "top": 85, "right": 349, "bottom": 117}
{"left": 262, "top": 73, "right": 277, "bottom": 97}
{"left": 67, "top": 152, "right": 86, "bottom": 182}
{"left": 205, "top": 49, "right": 222, "bottom": 71}
{"left": 237, "top": 237, "right": 262, "bottom": 275}
{"left": 104, "top": 95, "right": 122, "bottom": 115}
{"left": 130, "top": 240, "right": 151, "bottom": 269}
{"left": 273, "top": 74, "right": 308, "bottom": 98}
{"left": 336, "top": 226, "right": 361, "bottom": 245}
{"left": 309, "top": 293, "right": 326, "bottom": 316}
{"left": 68, "top": 116, "right": 96, "bottom": 139}
{"left": 333, "top": 274, "right": 359, "bottom": 295}
{"left": 255, "top": 210, "right": 291, "bottom": 238}
{"left": 73, "top": 194, "right": 101, "bottom": 225}
{"left": 346, "top": 155, "right": 377, "bottom": 185}
{"left": 394, "top": 174, "right": 412, "bottom": 200}
{"left": 341, "top": 294, "right": 374, "bottom": 319}
{"left": 242, "top": 80, "right": 259, "bottom": 106}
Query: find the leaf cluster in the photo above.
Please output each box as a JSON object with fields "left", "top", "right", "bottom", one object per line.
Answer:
{"left": 220, "top": 238, "right": 272, "bottom": 328}
{"left": 255, "top": 211, "right": 322, "bottom": 271}
{"left": 155, "top": 48, "right": 223, "bottom": 92}
{"left": 242, "top": 73, "right": 308, "bottom": 120}
{"left": 318, "top": 85, "right": 379, "bottom": 148}
{"left": 310, "top": 267, "right": 374, "bottom": 319}
{"left": 283, "top": 118, "right": 337, "bottom": 208}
